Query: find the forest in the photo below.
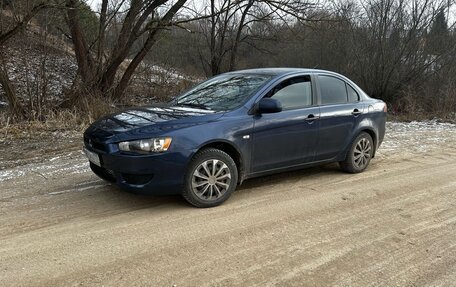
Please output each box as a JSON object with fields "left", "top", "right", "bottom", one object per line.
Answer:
{"left": 0, "top": 0, "right": 455, "bottom": 124}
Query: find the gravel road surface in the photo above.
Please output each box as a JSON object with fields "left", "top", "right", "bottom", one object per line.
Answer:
{"left": 1, "top": 121, "right": 455, "bottom": 286}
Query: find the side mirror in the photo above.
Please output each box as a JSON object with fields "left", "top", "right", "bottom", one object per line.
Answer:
{"left": 256, "top": 98, "right": 282, "bottom": 114}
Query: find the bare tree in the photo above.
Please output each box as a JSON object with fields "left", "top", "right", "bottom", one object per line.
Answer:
{"left": 2, "top": 0, "right": 455, "bottom": 122}
{"left": 349, "top": 0, "right": 452, "bottom": 101}
{"left": 0, "top": 0, "right": 55, "bottom": 119}
{"left": 65, "top": 0, "right": 187, "bottom": 102}
{"left": 194, "top": 0, "right": 317, "bottom": 76}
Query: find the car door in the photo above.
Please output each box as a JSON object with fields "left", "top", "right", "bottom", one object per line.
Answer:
{"left": 250, "top": 75, "right": 320, "bottom": 173}
{"left": 315, "top": 74, "right": 365, "bottom": 161}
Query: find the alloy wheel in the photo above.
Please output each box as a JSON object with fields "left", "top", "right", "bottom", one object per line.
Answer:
{"left": 191, "top": 159, "right": 232, "bottom": 201}
{"left": 353, "top": 138, "right": 372, "bottom": 169}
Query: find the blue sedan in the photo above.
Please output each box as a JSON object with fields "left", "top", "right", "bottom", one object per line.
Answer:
{"left": 83, "top": 68, "right": 386, "bottom": 207}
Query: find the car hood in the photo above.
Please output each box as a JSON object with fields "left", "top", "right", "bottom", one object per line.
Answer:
{"left": 85, "top": 105, "right": 223, "bottom": 143}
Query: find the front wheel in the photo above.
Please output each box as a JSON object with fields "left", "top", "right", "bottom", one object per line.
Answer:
{"left": 182, "top": 148, "right": 238, "bottom": 208}
{"left": 340, "top": 132, "right": 374, "bottom": 173}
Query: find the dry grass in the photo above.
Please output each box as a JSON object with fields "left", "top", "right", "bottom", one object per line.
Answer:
{"left": 0, "top": 110, "right": 85, "bottom": 140}
{"left": 387, "top": 81, "right": 456, "bottom": 123}
{"left": 0, "top": 77, "right": 193, "bottom": 140}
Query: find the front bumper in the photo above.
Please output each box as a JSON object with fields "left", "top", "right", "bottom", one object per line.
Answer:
{"left": 85, "top": 146, "right": 194, "bottom": 195}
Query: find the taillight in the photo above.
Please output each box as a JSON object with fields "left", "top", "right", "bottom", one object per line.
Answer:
{"left": 383, "top": 103, "right": 387, "bottom": 113}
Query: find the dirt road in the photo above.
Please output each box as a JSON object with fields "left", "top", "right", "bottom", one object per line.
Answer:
{"left": 1, "top": 121, "right": 456, "bottom": 286}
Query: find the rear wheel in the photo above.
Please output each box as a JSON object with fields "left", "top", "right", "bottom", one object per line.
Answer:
{"left": 182, "top": 148, "right": 238, "bottom": 208}
{"left": 340, "top": 132, "right": 374, "bottom": 173}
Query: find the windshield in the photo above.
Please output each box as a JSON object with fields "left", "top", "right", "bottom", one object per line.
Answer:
{"left": 173, "top": 74, "right": 273, "bottom": 111}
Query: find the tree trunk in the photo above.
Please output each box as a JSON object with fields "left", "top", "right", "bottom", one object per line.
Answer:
{"left": 96, "top": 0, "right": 109, "bottom": 74}
{"left": 209, "top": 0, "right": 218, "bottom": 76}
{"left": 229, "top": 0, "right": 254, "bottom": 71}
{"left": 98, "top": 0, "right": 168, "bottom": 93}
{"left": 112, "top": 31, "right": 160, "bottom": 100}
{"left": 0, "top": 1, "right": 48, "bottom": 46}
{"left": 65, "top": 0, "right": 187, "bottom": 101}
{"left": 66, "top": 0, "right": 95, "bottom": 83}
{"left": 112, "top": 0, "right": 188, "bottom": 99}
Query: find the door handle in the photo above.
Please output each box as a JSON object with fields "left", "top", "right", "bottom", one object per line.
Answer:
{"left": 352, "top": 109, "right": 362, "bottom": 116}
{"left": 305, "top": 114, "right": 320, "bottom": 121}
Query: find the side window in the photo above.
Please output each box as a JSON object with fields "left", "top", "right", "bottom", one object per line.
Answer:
{"left": 318, "top": 75, "right": 348, "bottom": 105}
{"left": 268, "top": 76, "right": 312, "bottom": 110}
{"left": 347, "top": 84, "right": 360, "bottom": 102}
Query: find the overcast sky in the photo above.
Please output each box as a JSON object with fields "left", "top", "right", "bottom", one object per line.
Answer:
{"left": 87, "top": 0, "right": 99, "bottom": 11}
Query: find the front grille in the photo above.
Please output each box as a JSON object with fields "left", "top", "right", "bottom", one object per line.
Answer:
{"left": 90, "top": 163, "right": 116, "bottom": 183}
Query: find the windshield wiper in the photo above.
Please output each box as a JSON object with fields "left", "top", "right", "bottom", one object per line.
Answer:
{"left": 175, "top": 102, "right": 211, "bottom": 110}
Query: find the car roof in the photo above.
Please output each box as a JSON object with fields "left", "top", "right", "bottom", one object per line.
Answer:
{"left": 227, "top": 67, "right": 371, "bottom": 100}
{"left": 227, "top": 68, "right": 339, "bottom": 77}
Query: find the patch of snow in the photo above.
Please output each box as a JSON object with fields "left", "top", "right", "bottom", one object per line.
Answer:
{"left": 380, "top": 120, "right": 456, "bottom": 156}
{"left": 0, "top": 169, "right": 26, "bottom": 182}
{"left": 1, "top": 121, "right": 455, "bottom": 183}
{"left": 0, "top": 152, "right": 89, "bottom": 182}
{"left": 48, "top": 184, "right": 107, "bottom": 195}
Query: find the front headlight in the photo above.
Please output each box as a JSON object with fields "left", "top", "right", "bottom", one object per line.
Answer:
{"left": 118, "top": 137, "right": 172, "bottom": 153}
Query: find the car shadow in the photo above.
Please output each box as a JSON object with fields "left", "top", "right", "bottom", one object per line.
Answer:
{"left": 85, "top": 163, "right": 343, "bottom": 209}
{"left": 237, "top": 163, "right": 342, "bottom": 191}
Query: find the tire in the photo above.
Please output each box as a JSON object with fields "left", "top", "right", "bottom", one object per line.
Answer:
{"left": 340, "top": 132, "right": 374, "bottom": 173}
{"left": 182, "top": 148, "right": 238, "bottom": 208}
